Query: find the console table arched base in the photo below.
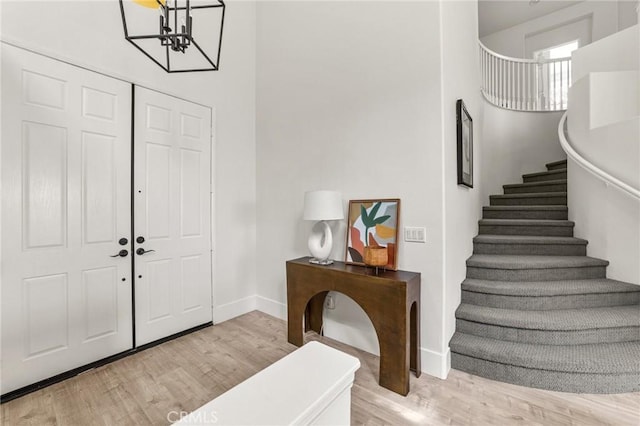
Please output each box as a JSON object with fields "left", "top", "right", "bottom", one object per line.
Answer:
{"left": 286, "top": 257, "right": 421, "bottom": 396}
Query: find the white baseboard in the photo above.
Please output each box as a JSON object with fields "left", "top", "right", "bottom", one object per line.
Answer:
{"left": 213, "top": 296, "right": 257, "bottom": 324}
{"left": 256, "top": 295, "right": 287, "bottom": 320}
{"left": 421, "top": 346, "right": 451, "bottom": 380}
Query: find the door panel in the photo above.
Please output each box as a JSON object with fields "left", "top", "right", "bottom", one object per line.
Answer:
{"left": 134, "top": 87, "right": 212, "bottom": 346}
{"left": 1, "top": 44, "right": 133, "bottom": 394}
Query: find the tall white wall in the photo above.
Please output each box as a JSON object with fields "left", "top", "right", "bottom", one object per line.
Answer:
{"left": 255, "top": 0, "right": 483, "bottom": 379}
{"left": 481, "top": 1, "right": 625, "bottom": 58}
{"left": 255, "top": 0, "right": 445, "bottom": 373}
{"left": 567, "top": 25, "right": 640, "bottom": 284}
{"left": 0, "top": 0, "right": 258, "bottom": 321}
{"left": 480, "top": 107, "right": 566, "bottom": 202}
{"left": 441, "top": 0, "right": 483, "bottom": 373}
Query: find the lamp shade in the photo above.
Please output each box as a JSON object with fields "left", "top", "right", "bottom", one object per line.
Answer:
{"left": 303, "top": 190, "right": 344, "bottom": 221}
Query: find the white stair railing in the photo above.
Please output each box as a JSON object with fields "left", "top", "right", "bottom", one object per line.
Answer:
{"left": 480, "top": 41, "right": 572, "bottom": 112}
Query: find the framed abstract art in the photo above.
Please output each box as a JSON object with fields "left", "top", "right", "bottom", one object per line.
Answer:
{"left": 345, "top": 199, "right": 400, "bottom": 270}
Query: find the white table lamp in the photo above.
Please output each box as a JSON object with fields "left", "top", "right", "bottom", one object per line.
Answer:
{"left": 303, "top": 190, "right": 344, "bottom": 265}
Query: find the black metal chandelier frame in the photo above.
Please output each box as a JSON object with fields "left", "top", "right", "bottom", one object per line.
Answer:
{"left": 119, "top": 0, "right": 225, "bottom": 73}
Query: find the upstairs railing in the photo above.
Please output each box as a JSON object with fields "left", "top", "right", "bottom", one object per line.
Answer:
{"left": 480, "top": 41, "right": 572, "bottom": 112}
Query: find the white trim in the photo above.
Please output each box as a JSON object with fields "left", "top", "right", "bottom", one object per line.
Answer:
{"left": 558, "top": 112, "right": 640, "bottom": 200}
{"left": 421, "top": 347, "right": 451, "bottom": 380}
{"left": 256, "top": 296, "right": 287, "bottom": 320}
{"left": 213, "top": 296, "right": 257, "bottom": 324}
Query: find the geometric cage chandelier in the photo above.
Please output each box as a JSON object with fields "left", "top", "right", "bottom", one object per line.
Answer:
{"left": 118, "top": 0, "right": 225, "bottom": 73}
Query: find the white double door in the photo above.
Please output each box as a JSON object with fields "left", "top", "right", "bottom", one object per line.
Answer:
{"left": 1, "top": 45, "right": 212, "bottom": 395}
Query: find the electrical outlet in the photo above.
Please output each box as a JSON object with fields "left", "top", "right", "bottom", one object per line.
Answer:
{"left": 325, "top": 295, "right": 335, "bottom": 310}
{"left": 404, "top": 226, "right": 426, "bottom": 243}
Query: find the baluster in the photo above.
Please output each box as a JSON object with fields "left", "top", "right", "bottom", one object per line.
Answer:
{"left": 492, "top": 55, "right": 496, "bottom": 104}
{"left": 511, "top": 61, "right": 514, "bottom": 109}
{"left": 546, "top": 63, "right": 550, "bottom": 110}
{"left": 524, "top": 64, "right": 531, "bottom": 110}
{"left": 552, "top": 61, "right": 555, "bottom": 110}
{"left": 519, "top": 62, "right": 523, "bottom": 110}
{"left": 560, "top": 60, "right": 564, "bottom": 109}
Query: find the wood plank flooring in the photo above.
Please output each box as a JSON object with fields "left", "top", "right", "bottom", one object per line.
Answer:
{"left": 2, "top": 311, "right": 639, "bottom": 425}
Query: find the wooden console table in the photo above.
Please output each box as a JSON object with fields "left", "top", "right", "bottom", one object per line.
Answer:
{"left": 286, "top": 257, "right": 421, "bottom": 396}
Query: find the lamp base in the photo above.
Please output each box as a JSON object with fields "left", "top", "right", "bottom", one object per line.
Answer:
{"left": 309, "top": 258, "right": 334, "bottom": 266}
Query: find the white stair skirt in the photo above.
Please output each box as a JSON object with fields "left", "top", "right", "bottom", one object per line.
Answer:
{"left": 175, "top": 341, "right": 361, "bottom": 425}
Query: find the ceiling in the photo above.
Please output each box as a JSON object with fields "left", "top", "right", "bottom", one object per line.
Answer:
{"left": 478, "top": 0, "right": 585, "bottom": 37}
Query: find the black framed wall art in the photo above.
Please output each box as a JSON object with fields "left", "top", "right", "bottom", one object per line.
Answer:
{"left": 456, "top": 99, "right": 473, "bottom": 188}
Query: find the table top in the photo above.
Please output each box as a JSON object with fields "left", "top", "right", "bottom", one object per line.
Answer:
{"left": 287, "top": 256, "right": 420, "bottom": 283}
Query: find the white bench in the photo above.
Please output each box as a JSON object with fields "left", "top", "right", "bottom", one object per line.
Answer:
{"left": 175, "top": 341, "right": 361, "bottom": 425}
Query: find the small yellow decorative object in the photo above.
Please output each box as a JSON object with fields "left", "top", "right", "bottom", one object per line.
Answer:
{"left": 364, "top": 247, "right": 388, "bottom": 267}
{"left": 132, "top": 0, "right": 165, "bottom": 9}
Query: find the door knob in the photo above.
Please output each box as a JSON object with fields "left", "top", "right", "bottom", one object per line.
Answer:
{"left": 110, "top": 249, "right": 129, "bottom": 258}
{"left": 119, "top": 238, "right": 128, "bottom": 246}
{"left": 136, "top": 236, "right": 145, "bottom": 244}
{"left": 136, "top": 248, "right": 155, "bottom": 255}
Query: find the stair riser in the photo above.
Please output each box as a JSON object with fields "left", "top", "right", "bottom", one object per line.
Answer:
{"left": 473, "top": 242, "right": 586, "bottom": 256}
{"left": 490, "top": 196, "right": 567, "bottom": 206}
{"left": 523, "top": 171, "right": 567, "bottom": 183}
{"left": 504, "top": 183, "right": 567, "bottom": 194}
{"left": 456, "top": 320, "right": 640, "bottom": 345}
{"left": 467, "top": 266, "right": 607, "bottom": 281}
{"left": 451, "top": 353, "right": 640, "bottom": 394}
{"left": 461, "top": 290, "right": 640, "bottom": 310}
{"left": 478, "top": 225, "right": 574, "bottom": 237}
{"left": 482, "top": 209, "right": 568, "bottom": 220}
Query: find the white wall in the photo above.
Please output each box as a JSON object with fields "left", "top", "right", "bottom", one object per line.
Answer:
{"left": 618, "top": 0, "right": 640, "bottom": 31}
{"left": 0, "top": 0, "right": 258, "bottom": 321}
{"left": 255, "top": 0, "right": 483, "bottom": 379}
{"left": 480, "top": 106, "right": 566, "bottom": 202}
{"left": 256, "top": 0, "right": 447, "bottom": 375}
{"left": 566, "top": 25, "right": 640, "bottom": 284}
{"left": 441, "top": 0, "right": 483, "bottom": 376}
{"left": 481, "top": 1, "right": 625, "bottom": 58}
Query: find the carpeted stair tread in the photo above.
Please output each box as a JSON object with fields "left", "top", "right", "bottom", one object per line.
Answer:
{"left": 490, "top": 192, "right": 567, "bottom": 200}
{"left": 522, "top": 169, "right": 567, "bottom": 180}
{"left": 490, "top": 192, "right": 567, "bottom": 206}
{"left": 503, "top": 180, "right": 567, "bottom": 194}
{"left": 467, "top": 255, "right": 609, "bottom": 270}
{"left": 450, "top": 332, "right": 640, "bottom": 374}
{"left": 482, "top": 205, "right": 568, "bottom": 220}
{"left": 473, "top": 235, "right": 587, "bottom": 245}
{"left": 479, "top": 219, "right": 574, "bottom": 227}
{"left": 462, "top": 278, "right": 640, "bottom": 296}
{"left": 504, "top": 179, "right": 567, "bottom": 189}
{"left": 484, "top": 206, "right": 568, "bottom": 212}
{"left": 456, "top": 304, "right": 640, "bottom": 331}
{"left": 546, "top": 159, "right": 568, "bottom": 170}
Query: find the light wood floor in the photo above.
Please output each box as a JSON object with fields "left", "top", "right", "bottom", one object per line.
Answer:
{"left": 1, "top": 311, "right": 639, "bottom": 425}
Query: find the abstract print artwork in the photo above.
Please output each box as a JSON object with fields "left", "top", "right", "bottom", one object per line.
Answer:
{"left": 345, "top": 199, "right": 400, "bottom": 270}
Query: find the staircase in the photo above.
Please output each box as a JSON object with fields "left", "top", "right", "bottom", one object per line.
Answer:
{"left": 450, "top": 159, "right": 640, "bottom": 394}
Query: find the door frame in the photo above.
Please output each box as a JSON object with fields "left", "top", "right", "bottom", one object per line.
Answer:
{"left": 0, "top": 40, "right": 217, "bottom": 401}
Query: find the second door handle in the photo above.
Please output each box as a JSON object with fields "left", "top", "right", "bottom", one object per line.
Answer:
{"left": 136, "top": 248, "right": 155, "bottom": 255}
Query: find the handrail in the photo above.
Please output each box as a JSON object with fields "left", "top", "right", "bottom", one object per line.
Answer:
{"left": 479, "top": 41, "right": 539, "bottom": 63}
{"left": 479, "top": 41, "right": 572, "bottom": 112}
{"left": 558, "top": 112, "right": 640, "bottom": 200}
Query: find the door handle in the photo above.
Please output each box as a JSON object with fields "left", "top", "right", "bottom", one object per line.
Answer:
{"left": 110, "top": 249, "right": 129, "bottom": 258}
{"left": 136, "top": 248, "right": 155, "bottom": 256}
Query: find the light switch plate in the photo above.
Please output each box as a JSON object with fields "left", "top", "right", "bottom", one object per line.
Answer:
{"left": 404, "top": 226, "right": 426, "bottom": 243}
